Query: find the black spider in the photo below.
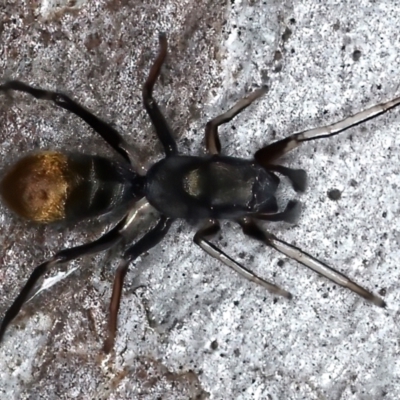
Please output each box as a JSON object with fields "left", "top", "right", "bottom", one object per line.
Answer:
{"left": 0, "top": 34, "right": 392, "bottom": 352}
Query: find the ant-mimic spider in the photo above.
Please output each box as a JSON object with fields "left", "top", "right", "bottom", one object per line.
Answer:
{"left": 0, "top": 34, "right": 393, "bottom": 352}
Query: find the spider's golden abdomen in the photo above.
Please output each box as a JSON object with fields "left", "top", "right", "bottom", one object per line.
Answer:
{"left": 0, "top": 152, "right": 70, "bottom": 222}
{"left": 0, "top": 151, "right": 140, "bottom": 223}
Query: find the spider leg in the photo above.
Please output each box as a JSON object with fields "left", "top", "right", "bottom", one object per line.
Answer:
{"left": 251, "top": 200, "right": 302, "bottom": 224}
{"left": 0, "top": 80, "right": 137, "bottom": 167}
{"left": 193, "top": 219, "right": 292, "bottom": 299}
{"left": 264, "top": 165, "right": 307, "bottom": 192}
{"left": 255, "top": 94, "right": 400, "bottom": 163}
{"left": 143, "top": 33, "right": 177, "bottom": 156}
{"left": 0, "top": 219, "right": 123, "bottom": 343}
{"left": 104, "top": 216, "right": 173, "bottom": 353}
{"left": 205, "top": 86, "right": 268, "bottom": 155}
{"left": 0, "top": 198, "right": 155, "bottom": 344}
{"left": 238, "top": 218, "right": 386, "bottom": 307}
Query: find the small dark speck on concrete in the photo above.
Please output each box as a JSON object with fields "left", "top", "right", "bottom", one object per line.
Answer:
{"left": 327, "top": 189, "right": 341, "bottom": 200}
{"left": 277, "top": 259, "right": 284, "bottom": 267}
{"left": 274, "top": 50, "right": 282, "bottom": 61}
{"left": 352, "top": 49, "right": 362, "bottom": 62}
{"left": 379, "top": 288, "right": 386, "bottom": 296}
{"left": 282, "top": 27, "right": 292, "bottom": 42}
{"left": 349, "top": 179, "right": 358, "bottom": 187}
{"left": 382, "top": 211, "right": 387, "bottom": 218}
{"left": 210, "top": 340, "right": 218, "bottom": 350}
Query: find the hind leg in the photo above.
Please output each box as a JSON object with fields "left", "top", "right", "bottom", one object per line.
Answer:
{"left": 238, "top": 218, "right": 386, "bottom": 307}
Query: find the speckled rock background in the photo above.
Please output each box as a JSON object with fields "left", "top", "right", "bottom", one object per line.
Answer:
{"left": 0, "top": 0, "right": 399, "bottom": 399}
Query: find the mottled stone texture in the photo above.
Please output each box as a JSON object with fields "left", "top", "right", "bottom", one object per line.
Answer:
{"left": 0, "top": 1, "right": 399, "bottom": 399}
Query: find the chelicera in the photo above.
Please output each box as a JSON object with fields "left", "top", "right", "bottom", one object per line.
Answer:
{"left": 0, "top": 34, "right": 394, "bottom": 352}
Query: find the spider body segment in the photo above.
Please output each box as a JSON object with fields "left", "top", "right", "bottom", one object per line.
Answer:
{"left": 1, "top": 151, "right": 143, "bottom": 223}
{"left": 146, "top": 155, "right": 280, "bottom": 220}
{"left": 0, "top": 34, "right": 396, "bottom": 352}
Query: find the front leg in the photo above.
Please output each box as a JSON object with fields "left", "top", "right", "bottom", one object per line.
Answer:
{"left": 205, "top": 86, "right": 268, "bottom": 155}
{"left": 143, "top": 33, "right": 178, "bottom": 156}
{"left": 254, "top": 94, "right": 400, "bottom": 163}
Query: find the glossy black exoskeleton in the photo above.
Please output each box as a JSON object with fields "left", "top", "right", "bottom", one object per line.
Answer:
{"left": 146, "top": 155, "right": 282, "bottom": 220}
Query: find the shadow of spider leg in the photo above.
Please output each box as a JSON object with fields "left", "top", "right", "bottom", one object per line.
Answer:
{"left": 238, "top": 218, "right": 386, "bottom": 307}
{"left": 194, "top": 219, "right": 292, "bottom": 299}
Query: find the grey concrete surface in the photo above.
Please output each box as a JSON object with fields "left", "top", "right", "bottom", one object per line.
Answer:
{"left": 0, "top": 0, "right": 399, "bottom": 399}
